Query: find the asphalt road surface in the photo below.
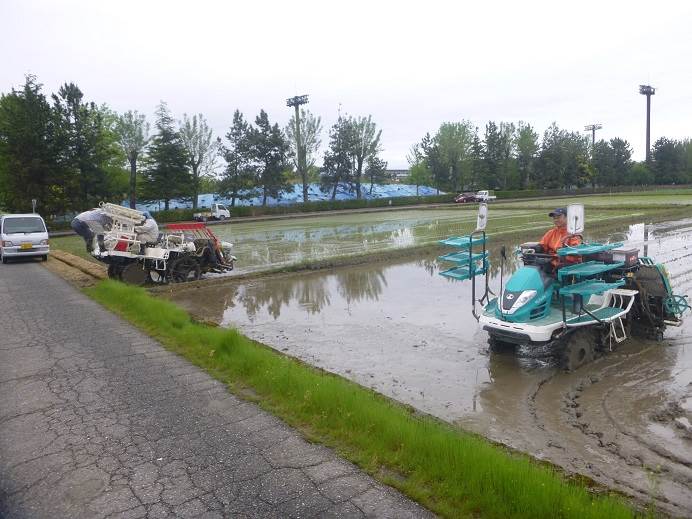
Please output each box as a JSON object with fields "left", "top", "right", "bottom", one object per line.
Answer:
{"left": 0, "top": 260, "right": 433, "bottom": 519}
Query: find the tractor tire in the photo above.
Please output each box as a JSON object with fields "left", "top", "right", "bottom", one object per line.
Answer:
{"left": 168, "top": 256, "right": 202, "bottom": 283}
{"left": 149, "top": 270, "right": 165, "bottom": 284}
{"left": 488, "top": 336, "right": 517, "bottom": 353}
{"left": 107, "top": 264, "right": 123, "bottom": 280}
{"left": 561, "top": 329, "right": 595, "bottom": 371}
{"left": 120, "top": 262, "right": 149, "bottom": 286}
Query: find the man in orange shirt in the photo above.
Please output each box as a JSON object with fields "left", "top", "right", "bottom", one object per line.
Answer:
{"left": 539, "top": 208, "right": 580, "bottom": 269}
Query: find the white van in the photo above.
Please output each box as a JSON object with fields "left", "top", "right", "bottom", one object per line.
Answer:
{"left": 0, "top": 214, "right": 50, "bottom": 263}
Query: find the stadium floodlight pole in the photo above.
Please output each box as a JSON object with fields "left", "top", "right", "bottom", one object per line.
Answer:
{"left": 584, "top": 124, "right": 603, "bottom": 148}
{"left": 286, "top": 95, "right": 310, "bottom": 201}
{"left": 639, "top": 85, "right": 655, "bottom": 162}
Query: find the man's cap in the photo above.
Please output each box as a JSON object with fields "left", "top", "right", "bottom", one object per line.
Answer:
{"left": 548, "top": 208, "right": 567, "bottom": 217}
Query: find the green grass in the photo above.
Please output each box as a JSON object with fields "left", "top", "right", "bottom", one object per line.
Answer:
{"left": 87, "top": 280, "right": 638, "bottom": 519}
{"left": 51, "top": 234, "right": 96, "bottom": 262}
{"left": 494, "top": 192, "right": 692, "bottom": 210}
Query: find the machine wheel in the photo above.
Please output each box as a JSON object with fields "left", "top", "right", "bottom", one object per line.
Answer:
{"left": 107, "top": 264, "right": 124, "bottom": 280}
{"left": 561, "top": 329, "right": 595, "bottom": 371}
{"left": 219, "top": 215, "right": 226, "bottom": 221}
{"left": 149, "top": 270, "right": 165, "bottom": 284}
{"left": 168, "top": 257, "right": 202, "bottom": 283}
{"left": 488, "top": 336, "right": 517, "bottom": 353}
{"left": 120, "top": 262, "right": 149, "bottom": 286}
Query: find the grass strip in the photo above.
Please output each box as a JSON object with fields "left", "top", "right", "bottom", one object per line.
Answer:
{"left": 87, "top": 280, "right": 637, "bottom": 519}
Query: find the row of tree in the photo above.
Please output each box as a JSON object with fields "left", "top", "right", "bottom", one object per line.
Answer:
{"left": 0, "top": 76, "right": 388, "bottom": 217}
{"left": 2, "top": 75, "right": 692, "bottom": 218}
{"left": 407, "top": 121, "right": 692, "bottom": 193}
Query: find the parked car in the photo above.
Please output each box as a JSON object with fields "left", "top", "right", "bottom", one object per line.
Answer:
{"left": 454, "top": 193, "right": 478, "bottom": 203}
{"left": 0, "top": 214, "right": 50, "bottom": 263}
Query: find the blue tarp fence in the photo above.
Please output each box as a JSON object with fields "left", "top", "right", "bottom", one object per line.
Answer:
{"left": 124, "top": 183, "right": 441, "bottom": 212}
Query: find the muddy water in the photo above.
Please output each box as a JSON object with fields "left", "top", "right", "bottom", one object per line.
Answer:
{"left": 210, "top": 207, "right": 633, "bottom": 274}
{"left": 170, "top": 218, "right": 692, "bottom": 515}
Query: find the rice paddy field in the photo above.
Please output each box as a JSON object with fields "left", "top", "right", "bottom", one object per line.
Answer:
{"left": 51, "top": 191, "right": 692, "bottom": 274}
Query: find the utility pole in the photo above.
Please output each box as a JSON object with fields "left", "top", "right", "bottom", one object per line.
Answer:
{"left": 584, "top": 124, "right": 602, "bottom": 148}
{"left": 639, "top": 85, "right": 655, "bottom": 162}
{"left": 286, "top": 94, "right": 310, "bottom": 202}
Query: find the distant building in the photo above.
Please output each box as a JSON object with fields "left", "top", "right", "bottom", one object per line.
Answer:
{"left": 387, "top": 169, "right": 410, "bottom": 183}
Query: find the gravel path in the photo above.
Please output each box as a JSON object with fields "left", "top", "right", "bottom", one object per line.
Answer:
{"left": 0, "top": 260, "right": 433, "bottom": 519}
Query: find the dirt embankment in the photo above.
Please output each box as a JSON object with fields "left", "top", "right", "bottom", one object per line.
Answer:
{"left": 44, "top": 251, "right": 106, "bottom": 288}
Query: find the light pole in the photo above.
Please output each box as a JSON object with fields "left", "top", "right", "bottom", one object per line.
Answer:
{"left": 286, "top": 95, "right": 309, "bottom": 202}
{"left": 639, "top": 85, "right": 655, "bottom": 162}
{"left": 584, "top": 124, "right": 602, "bottom": 148}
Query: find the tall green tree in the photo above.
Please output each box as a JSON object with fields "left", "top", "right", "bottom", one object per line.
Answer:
{"left": 250, "top": 110, "right": 291, "bottom": 206}
{"left": 483, "top": 122, "right": 517, "bottom": 189}
{"left": 350, "top": 115, "right": 382, "bottom": 199}
{"left": 114, "top": 110, "right": 149, "bottom": 208}
{"left": 498, "top": 122, "right": 517, "bottom": 189}
{"left": 610, "top": 138, "right": 633, "bottom": 185}
{"left": 515, "top": 122, "right": 538, "bottom": 188}
{"left": 179, "top": 113, "right": 217, "bottom": 209}
{"left": 321, "top": 116, "right": 355, "bottom": 200}
{"left": 141, "top": 102, "right": 190, "bottom": 210}
{"left": 419, "top": 132, "right": 443, "bottom": 193}
{"left": 285, "top": 108, "right": 322, "bottom": 203}
{"left": 365, "top": 156, "right": 388, "bottom": 195}
{"left": 406, "top": 144, "right": 430, "bottom": 196}
{"left": 469, "top": 128, "right": 486, "bottom": 189}
{"left": 651, "top": 138, "right": 688, "bottom": 184}
{"left": 436, "top": 121, "right": 474, "bottom": 192}
{"left": 629, "top": 162, "right": 654, "bottom": 185}
{"left": 96, "top": 106, "right": 130, "bottom": 202}
{"left": 219, "top": 110, "right": 256, "bottom": 207}
{"left": 482, "top": 122, "right": 502, "bottom": 189}
{"left": 52, "top": 82, "right": 116, "bottom": 210}
{"left": 0, "top": 75, "right": 66, "bottom": 216}
{"left": 536, "top": 123, "right": 589, "bottom": 189}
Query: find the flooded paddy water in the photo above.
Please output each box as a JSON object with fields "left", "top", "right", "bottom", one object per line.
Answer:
{"left": 169, "top": 209, "right": 692, "bottom": 515}
{"left": 208, "top": 206, "right": 668, "bottom": 274}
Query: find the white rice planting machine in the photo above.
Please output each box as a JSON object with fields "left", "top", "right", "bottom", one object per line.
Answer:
{"left": 93, "top": 203, "right": 236, "bottom": 285}
{"left": 438, "top": 204, "right": 690, "bottom": 370}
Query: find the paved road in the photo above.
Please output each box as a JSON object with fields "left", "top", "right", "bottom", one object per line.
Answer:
{"left": 0, "top": 260, "right": 433, "bottom": 519}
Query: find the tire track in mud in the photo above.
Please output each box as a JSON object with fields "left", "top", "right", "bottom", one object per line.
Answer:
{"left": 526, "top": 340, "right": 692, "bottom": 517}
{"left": 539, "top": 218, "right": 692, "bottom": 515}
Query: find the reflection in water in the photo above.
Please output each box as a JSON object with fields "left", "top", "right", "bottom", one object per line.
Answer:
{"left": 195, "top": 266, "right": 390, "bottom": 322}
{"left": 234, "top": 278, "right": 330, "bottom": 321}
{"left": 336, "top": 270, "right": 387, "bottom": 305}
{"left": 212, "top": 208, "right": 554, "bottom": 274}
{"left": 177, "top": 218, "right": 692, "bottom": 327}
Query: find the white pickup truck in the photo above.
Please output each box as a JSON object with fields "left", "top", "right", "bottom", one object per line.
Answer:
{"left": 475, "top": 190, "right": 497, "bottom": 202}
{"left": 193, "top": 203, "right": 231, "bottom": 222}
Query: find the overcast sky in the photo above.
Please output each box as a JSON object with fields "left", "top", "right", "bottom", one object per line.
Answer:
{"left": 1, "top": 0, "right": 690, "bottom": 168}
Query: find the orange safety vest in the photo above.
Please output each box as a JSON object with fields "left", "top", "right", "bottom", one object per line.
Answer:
{"left": 540, "top": 227, "right": 580, "bottom": 267}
